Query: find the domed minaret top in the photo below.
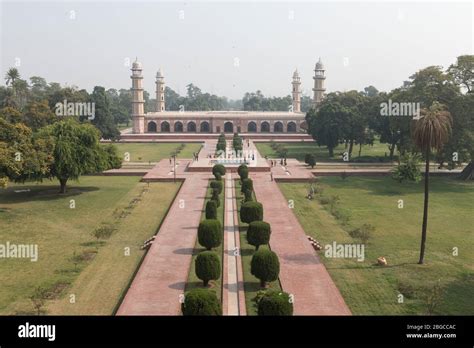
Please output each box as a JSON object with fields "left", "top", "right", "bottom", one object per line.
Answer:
{"left": 132, "top": 57, "right": 142, "bottom": 70}
{"left": 293, "top": 69, "right": 300, "bottom": 79}
{"left": 156, "top": 67, "right": 164, "bottom": 78}
{"left": 315, "top": 57, "right": 324, "bottom": 70}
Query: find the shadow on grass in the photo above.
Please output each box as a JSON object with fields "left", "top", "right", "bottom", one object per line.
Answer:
{"left": 0, "top": 185, "right": 100, "bottom": 204}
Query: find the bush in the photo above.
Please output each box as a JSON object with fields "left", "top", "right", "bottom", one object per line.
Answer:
{"left": 181, "top": 288, "right": 221, "bottom": 316}
{"left": 198, "top": 219, "right": 222, "bottom": 250}
{"left": 391, "top": 153, "right": 421, "bottom": 183}
{"left": 240, "top": 201, "right": 263, "bottom": 223}
{"left": 215, "top": 173, "right": 222, "bottom": 181}
{"left": 349, "top": 223, "right": 374, "bottom": 243}
{"left": 238, "top": 164, "right": 249, "bottom": 179}
{"left": 195, "top": 251, "right": 221, "bottom": 287}
{"left": 241, "top": 178, "right": 253, "bottom": 193}
{"left": 243, "top": 189, "right": 253, "bottom": 202}
{"left": 307, "top": 155, "right": 316, "bottom": 168}
{"left": 257, "top": 290, "right": 293, "bottom": 316}
{"left": 212, "top": 164, "right": 226, "bottom": 179}
{"left": 211, "top": 188, "right": 220, "bottom": 207}
{"left": 205, "top": 200, "right": 217, "bottom": 219}
{"left": 247, "top": 221, "right": 271, "bottom": 250}
{"left": 210, "top": 180, "right": 223, "bottom": 194}
{"left": 251, "top": 249, "right": 280, "bottom": 288}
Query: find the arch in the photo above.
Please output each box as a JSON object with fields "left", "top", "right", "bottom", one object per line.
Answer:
{"left": 287, "top": 121, "right": 297, "bottom": 133}
{"left": 274, "top": 121, "right": 284, "bottom": 133}
{"left": 224, "top": 121, "right": 233, "bottom": 133}
{"left": 260, "top": 121, "right": 270, "bottom": 133}
{"left": 174, "top": 121, "right": 183, "bottom": 132}
{"left": 187, "top": 121, "right": 196, "bottom": 132}
{"left": 200, "top": 121, "right": 210, "bottom": 133}
{"left": 160, "top": 121, "right": 170, "bottom": 132}
{"left": 247, "top": 121, "right": 257, "bottom": 133}
{"left": 147, "top": 121, "right": 157, "bottom": 133}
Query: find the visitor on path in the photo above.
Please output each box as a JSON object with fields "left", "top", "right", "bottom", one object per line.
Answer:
{"left": 169, "top": 158, "right": 172, "bottom": 165}
{"left": 270, "top": 172, "right": 273, "bottom": 181}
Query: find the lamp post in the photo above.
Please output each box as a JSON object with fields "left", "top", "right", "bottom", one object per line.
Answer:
{"left": 173, "top": 154, "right": 176, "bottom": 183}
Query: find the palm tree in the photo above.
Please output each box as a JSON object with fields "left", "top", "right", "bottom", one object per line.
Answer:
{"left": 5, "top": 67, "right": 20, "bottom": 86}
{"left": 412, "top": 101, "right": 452, "bottom": 264}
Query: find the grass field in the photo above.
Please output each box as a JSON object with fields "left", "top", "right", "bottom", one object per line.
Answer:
{"left": 0, "top": 177, "right": 180, "bottom": 315}
{"left": 279, "top": 177, "right": 474, "bottom": 315}
{"left": 185, "top": 180, "right": 224, "bottom": 303}
{"left": 111, "top": 142, "right": 203, "bottom": 163}
{"left": 255, "top": 140, "right": 394, "bottom": 163}
{"left": 235, "top": 180, "right": 282, "bottom": 315}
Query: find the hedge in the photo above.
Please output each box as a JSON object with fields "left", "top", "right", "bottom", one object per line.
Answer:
{"left": 198, "top": 219, "right": 222, "bottom": 250}
{"left": 240, "top": 201, "right": 263, "bottom": 223}
{"left": 247, "top": 221, "right": 271, "bottom": 250}
{"left": 250, "top": 249, "right": 280, "bottom": 288}
{"left": 181, "top": 288, "right": 221, "bottom": 316}
{"left": 257, "top": 290, "right": 293, "bottom": 316}
{"left": 195, "top": 251, "right": 221, "bottom": 287}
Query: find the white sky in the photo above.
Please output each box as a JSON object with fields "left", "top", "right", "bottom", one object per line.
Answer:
{"left": 1, "top": 1, "right": 472, "bottom": 99}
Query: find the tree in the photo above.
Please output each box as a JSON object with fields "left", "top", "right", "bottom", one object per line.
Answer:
{"left": 240, "top": 201, "right": 263, "bottom": 224}
{"left": 197, "top": 219, "right": 222, "bottom": 250}
{"left": 181, "top": 288, "right": 221, "bottom": 315}
{"left": 205, "top": 200, "right": 217, "bottom": 219}
{"left": 241, "top": 178, "right": 253, "bottom": 193}
{"left": 210, "top": 180, "right": 223, "bottom": 194}
{"left": 40, "top": 118, "right": 120, "bottom": 193}
{"left": 5, "top": 67, "right": 20, "bottom": 87}
{"left": 307, "top": 155, "right": 316, "bottom": 168}
{"left": 22, "top": 100, "right": 57, "bottom": 130}
{"left": 306, "top": 95, "right": 346, "bottom": 157}
{"left": 247, "top": 221, "right": 271, "bottom": 250}
{"left": 91, "top": 86, "right": 120, "bottom": 140}
{"left": 251, "top": 249, "right": 280, "bottom": 288}
{"left": 447, "top": 55, "right": 474, "bottom": 93}
{"left": 412, "top": 102, "right": 452, "bottom": 264}
{"left": 212, "top": 164, "right": 226, "bottom": 179}
{"left": 257, "top": 290, "right": 293, "bottom": 316}
{"left": 0, "top": 118, "right": 54, "bottom": 188}
{"left": 195, "top": 251, "right": 221, "bottom": 287}
{"left": 211, "top": 188, "right": 220, "bottom": 207}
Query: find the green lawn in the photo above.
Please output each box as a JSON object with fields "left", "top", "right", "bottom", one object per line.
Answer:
{"left": 185, "top": 181, "right": 224, "bottom": 303}
{"left": 0, "top": 177, "right": 180, "bottom": 315}
{"left": 111, "top": 142, "right": 203, "bottom": 163}
{"left": 255, "top": 140, "right": 394, "bottom": 163}
{"left": 279, "top": 177, "right": 474, "bottom": 315}
{"left": 235, "top": 180, "right": 282, "bottom": 315}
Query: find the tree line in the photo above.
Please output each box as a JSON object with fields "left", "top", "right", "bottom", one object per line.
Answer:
{"left": 305, "top": 55, "right": 474, "bottom": 179}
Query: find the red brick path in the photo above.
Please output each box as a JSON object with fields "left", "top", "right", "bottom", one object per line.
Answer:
{"left": 252, "top": 173, "right": 351, "bottom": 315}
{"left": 117, "top": 174, "right": 209, "bottom": 315}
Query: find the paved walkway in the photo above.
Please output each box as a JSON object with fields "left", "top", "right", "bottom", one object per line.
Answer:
{"left": 117, "top": 174, "right": 209, "bottom": 315}
{"left": 222, "top": 172, "right": 246, "bottom": 315}
{"left": 251, "top": 172, "right": 351, "bottom": 315}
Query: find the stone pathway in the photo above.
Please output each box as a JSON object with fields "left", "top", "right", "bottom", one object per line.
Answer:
{"left": 222, "top": 173, "right": 246, "bottom": 315}
{"left": 251, "top": 172, "right": 351, "bottom": 315}
{"left": 116, "top": 174, "right": 209, "bottom": 315}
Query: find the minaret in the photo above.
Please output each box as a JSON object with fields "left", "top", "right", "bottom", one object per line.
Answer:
{"left": 312, "top": 57, "right": 326, "bottom": 108}
{"left": 155, "top": 68, "right": 165, "bottom": 112}
{"left": 292, "top": 69, "right": 301, "bottom": 112}
{"left": 131, "top": 58, "right": 145, "bottom": 134}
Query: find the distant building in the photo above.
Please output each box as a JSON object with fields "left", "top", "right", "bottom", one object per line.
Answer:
{"left": 130, "top": 59, "right": 326, "bottom": 134}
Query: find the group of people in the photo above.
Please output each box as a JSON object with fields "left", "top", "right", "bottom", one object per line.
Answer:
{"left": 266, "top": 158, "right": 287, "bottom": 167}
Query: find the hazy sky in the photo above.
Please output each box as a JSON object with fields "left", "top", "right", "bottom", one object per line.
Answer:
{"left": 1, "top": 1, "right": 472, "bottom": 99}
